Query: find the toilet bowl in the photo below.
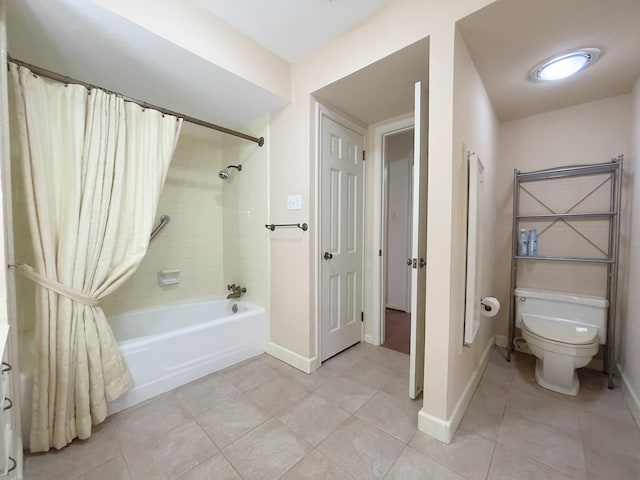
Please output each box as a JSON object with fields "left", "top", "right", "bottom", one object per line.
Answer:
{"left": 521, "top": 314, "right": 598, "bottom": 396}
{"left": 514, "top": 288, "right": 608, "bottom": 397}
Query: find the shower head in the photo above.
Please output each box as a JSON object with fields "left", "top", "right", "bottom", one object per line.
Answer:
{"left": 218, "top": 164, "right": 242, "bottom": 180}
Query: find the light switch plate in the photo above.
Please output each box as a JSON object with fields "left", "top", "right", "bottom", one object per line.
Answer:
{"left": 287, "top": 194, "right": 302, "bottom": 210}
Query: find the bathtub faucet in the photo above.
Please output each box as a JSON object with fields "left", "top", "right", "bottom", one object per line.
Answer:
{"left": 226, "top": 284, "right": 247, "bottom": 299}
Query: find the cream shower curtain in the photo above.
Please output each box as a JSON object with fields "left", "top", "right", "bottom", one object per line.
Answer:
{"left": 10, "top": 64, "right": 182, "bottom": 452}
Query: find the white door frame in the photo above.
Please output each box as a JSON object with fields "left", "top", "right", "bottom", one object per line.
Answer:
{"left": 371, "top": 114, "right": 414, "bottom": 346}
{"left": 315, "top": 102, "right": 367, "bottom": 363}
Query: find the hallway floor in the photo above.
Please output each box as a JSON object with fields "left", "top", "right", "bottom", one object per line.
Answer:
{"left": 381, "top": 308, "right": 410, "bottom": 355}
{"left": 24, "top": 345, "right": 640, "bottom": 480}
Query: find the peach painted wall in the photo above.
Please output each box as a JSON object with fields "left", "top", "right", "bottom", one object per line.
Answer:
{"left": 448, "top": 27, "right": 499, "bottom": 417}
{"left": 493, "top": 95, "right": 631, "bottom": 339}
{"left": 621, "top": 77, "right": 640, "bottom": 422}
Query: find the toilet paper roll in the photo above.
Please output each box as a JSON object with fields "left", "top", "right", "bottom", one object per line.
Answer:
{"left": 480, "top": 297, "right": 500, "bottom": 317}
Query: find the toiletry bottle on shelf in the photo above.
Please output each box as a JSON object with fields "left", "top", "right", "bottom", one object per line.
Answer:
{"left": 518, "top": 229, "right": 528, "bottom": 256}
{"left": 527, "top": 228, "right": 538, "bottom": 256}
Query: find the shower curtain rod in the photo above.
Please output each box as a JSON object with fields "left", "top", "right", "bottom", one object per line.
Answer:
{"left": 8, "top": 57, "right": 265, "bottom": 147}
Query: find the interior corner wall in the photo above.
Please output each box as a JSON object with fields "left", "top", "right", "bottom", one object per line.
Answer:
{"left": 621, "top": 77, "right": 640, "bottom": 421}
{"left": 446, "top": 27, "right": 499, "bottom": 419}
{"left": 493, "top": 95, "right": 632, "bottom": 340}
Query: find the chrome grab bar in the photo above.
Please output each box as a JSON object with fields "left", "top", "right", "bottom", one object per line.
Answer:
{"left": 265, "top": 222, "right": 308, "bottom": 231}
{"left": 150, "top": 215, "right": 171, "bottom": 244}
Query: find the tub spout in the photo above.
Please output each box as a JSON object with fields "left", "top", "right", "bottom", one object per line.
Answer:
{"left": 226, "top": 284, "right": 246, "bottom": 299}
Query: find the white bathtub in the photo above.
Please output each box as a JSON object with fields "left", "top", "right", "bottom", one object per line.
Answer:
{"left": 107, "top": 298, "right": 266, "bottom": 414}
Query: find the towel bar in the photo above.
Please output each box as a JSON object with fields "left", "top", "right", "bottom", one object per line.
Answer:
{"left": 265, "top": 223, "right": 308, "bottom": 231}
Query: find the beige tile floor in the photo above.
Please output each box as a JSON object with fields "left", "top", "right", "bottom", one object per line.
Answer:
{"left": 24, "top": 344, "right": 640, "bottom": 480}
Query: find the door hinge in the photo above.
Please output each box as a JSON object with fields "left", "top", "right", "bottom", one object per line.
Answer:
{"left": 361, "top": 311, "right": 364, "bottom": 322}
{"left": 362, "top": 150, "right": 366, "bottom": 162}
{"left": 379, "top": 249, "right": 382, "bottom": 257}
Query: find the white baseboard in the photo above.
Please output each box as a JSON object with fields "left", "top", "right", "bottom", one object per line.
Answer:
{"left": 385, "top": 303, "right": 406, "bottom": 311}
{"left": 494, "top": 335, "right": 508, "bottom": 348}
{"left": 364, "top": 334, "right": 378, "bottom": 345}
{"left": 418, "top": 335, "right": 494, "bottom": 444}
{"left": 617, "top": 363, "right": 640, "bottom": 429}
{"left": 266, "top": 342, "right": 318, "bottom": 374}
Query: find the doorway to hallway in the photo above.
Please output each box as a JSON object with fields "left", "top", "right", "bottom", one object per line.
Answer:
{"left": 382, "top": 127, "right": 414, "bottom": 355}
{"left": 382, "top": 308, "right": 411, "bottom": 354}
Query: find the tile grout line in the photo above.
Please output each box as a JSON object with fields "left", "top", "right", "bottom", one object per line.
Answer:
{"left": 170, "top": 450, "right": 219, "bottom": 480}
{"left": 217, "top": 448, "right": 246, "bottom": 480}
{"left": 483, "top": 440, "right": 498, "bottom": 480}
{"left": 67, "top": 451, "right": 126, "bottom": 480}
{"left": 381, "top": 443, "right": 410, "bottom": 479}
{"left": 120, "top": 452, "right": 133, "bottom": 480}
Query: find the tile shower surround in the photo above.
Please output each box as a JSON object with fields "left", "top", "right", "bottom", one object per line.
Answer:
{"left": 24, "top": 345, "right": 640, "bottom": 479}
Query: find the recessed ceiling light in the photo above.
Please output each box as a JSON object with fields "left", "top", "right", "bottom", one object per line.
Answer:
{"left": 529, "top": 48, "right": 601, "bottom": 82}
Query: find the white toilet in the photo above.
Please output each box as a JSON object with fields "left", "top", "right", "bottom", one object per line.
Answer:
{"left": 514, "top": 288, "right": 608, "bottom": 396}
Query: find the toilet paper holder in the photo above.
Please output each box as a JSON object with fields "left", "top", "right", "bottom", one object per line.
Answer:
{"left": 481, "top": 300, "right": 493, "bottom": 312}
{"left": 480, "top": 297, "right": 500, "bottom": 317}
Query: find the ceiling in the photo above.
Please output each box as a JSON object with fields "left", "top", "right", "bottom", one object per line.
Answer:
{"left": 191, "top": 0, "right": 396, "bottom": 63}
{"left": 457, "top": 0, "right": 640, "bottom": 122}
{"left": 8, "top": 0, "right": 639, "bottom": 132}
{"left": 314, "top": 38, "right": 429, "bottom": 126}
{"left": 6, "top": 0, "right": 288, "bottom": 129}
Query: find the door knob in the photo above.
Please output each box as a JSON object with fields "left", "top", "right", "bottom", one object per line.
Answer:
{"left": 419, "top": 258, "right": 426, "bottom": 268}
{"left": 324, "top": 252, "right": 333, "bottom": 260}
{"left": 406, "top": 258, "right": 412, "bottom": 266}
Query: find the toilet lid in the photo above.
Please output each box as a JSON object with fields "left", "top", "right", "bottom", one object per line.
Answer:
{"left": 521, "top": 314, "right": 598, "bottom": 345}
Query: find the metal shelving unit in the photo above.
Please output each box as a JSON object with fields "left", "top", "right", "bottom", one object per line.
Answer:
{"left": 507, "top": 157, "right": 623, "bottom": 389}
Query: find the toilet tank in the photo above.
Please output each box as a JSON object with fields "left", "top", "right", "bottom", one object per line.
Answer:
{"left": 514, "top": 288, "right": 608, "bottom": 344}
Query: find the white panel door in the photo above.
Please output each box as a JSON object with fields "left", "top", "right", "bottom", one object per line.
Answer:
{"left": 320, "top": 114, "right": 364, "bottom": 361}
{"left": 409, "top": 81, "right": 428, "bottom": 399}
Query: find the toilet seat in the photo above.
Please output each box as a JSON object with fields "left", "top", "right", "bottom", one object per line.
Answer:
{"left": 523, "top": 327, "right": 599, "bottom": 358}
{"left": 520, "top": 314, "right": 598, "bottom": 346}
